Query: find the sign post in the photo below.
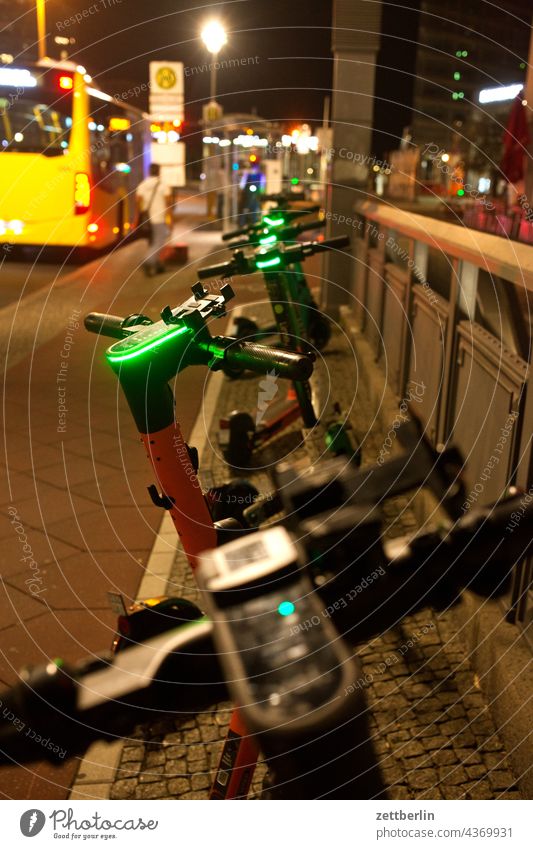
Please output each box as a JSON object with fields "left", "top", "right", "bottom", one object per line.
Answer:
{"left": 149, "top": 61, "right": 185, "bottom": 190}
{"left": 202, "top": 100, "right": 223, "bottom": 127}
{"left": 149, "top": 61, "right": 184, "bottom": 122}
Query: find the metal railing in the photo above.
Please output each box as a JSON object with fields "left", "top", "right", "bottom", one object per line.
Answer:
{"left": 343, "top": 199, "right": 533, "bottom": 637}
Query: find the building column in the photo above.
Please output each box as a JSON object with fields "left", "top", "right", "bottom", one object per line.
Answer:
{"left": 523, "top": 13, "right": 533, "bottom": 204}
{"left": 322, "top": 0, "right": 382, "bottom": 317}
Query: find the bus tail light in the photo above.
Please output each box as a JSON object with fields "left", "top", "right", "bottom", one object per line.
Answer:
{"left": 74, "top": 173, "right": 91, "bottom": 215}
{"left": 59, "top": 74, "right": 74, "bottom": 90}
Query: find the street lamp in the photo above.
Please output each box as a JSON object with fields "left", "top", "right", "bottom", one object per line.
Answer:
{"left": 200, "top": 20, "right": 228, "bottom": 224}
{"left": 200, "top": 20, "right": 227, "bottom": 102}
{"left": 36, "top": 0, "right": 46, "bottom": 60}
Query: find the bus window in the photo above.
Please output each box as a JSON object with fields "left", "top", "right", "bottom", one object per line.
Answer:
{"left": 88, "top": 96, "right": 112, "bottom": 186}
{"left": 109, "top": 131, "right": 129, "bottom": 165}
{"left": 0, "top": 97, "right": 70, "bottom": 155}
{"left": 127, "top": 111, "right": 146, "bottom": 184}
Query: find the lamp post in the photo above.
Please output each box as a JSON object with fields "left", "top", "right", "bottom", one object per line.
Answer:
{"left": 36, "top": 0, "right": 47, "bottom": 60}
{"left": 200, "top": 21, "right": 227, "bottom": 223}
{"left": 200, "top": 20, "right": 227, "bottom": 103}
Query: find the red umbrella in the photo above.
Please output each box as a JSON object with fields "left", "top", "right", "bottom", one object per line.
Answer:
{"left": 500, "top": 94, "right": 530, "bottom": 184}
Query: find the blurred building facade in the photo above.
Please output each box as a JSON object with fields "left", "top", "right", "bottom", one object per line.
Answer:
{"left": 0, "top": 0, "right": 36, "bottom": 60}
{"left": 410, "top": 0, "right": 531, "bottom": 197}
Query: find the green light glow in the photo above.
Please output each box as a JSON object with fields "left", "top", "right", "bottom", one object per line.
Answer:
{"left": 256, "top": 256, "right": 282, "bottom": 270}
{"left": 291, "top": 177, "right": 299, "bottom": 185}
{"left": 259, "top": 234, "right": 278, "bottom": 245}
{"left": 278, "top": 600, "right": 295, "bottom": 617}
{"left": 263, "top": 216, "right": 285, "bottom": 227}
{"left": 457, "top": 189, "right": 465, "bottom": 196}
{"left": 454, "top": 71, "right": 461, "bottom": 81}
{"left": 461, "top": 50, "right": 468, "bottom": 58}
{"left": 106, "top": 325, "right": 189, "bottom": 363}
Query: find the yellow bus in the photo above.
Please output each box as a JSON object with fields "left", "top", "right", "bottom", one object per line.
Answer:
{"left": 0, "top": 59, "right": 151, "bottom": 251}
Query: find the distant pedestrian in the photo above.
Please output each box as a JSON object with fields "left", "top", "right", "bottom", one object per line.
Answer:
{"left": 239, "top": 160, "right": 265, "bottom": 225}
{"left": 205, "top": 157, "right": 225, "bottom": 222}
{"left": 135, "top": 164, "right": 172, "bottom": 277}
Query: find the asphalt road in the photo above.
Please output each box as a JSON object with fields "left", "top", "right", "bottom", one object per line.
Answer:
{"left": 0, "top": 253, "right": 74, "bottom": 312}
{"left": 0, "top": 197, "right": 230, "bottom": 799}
{"left": 0, "top": 194, "right": 324, "bottom": 799}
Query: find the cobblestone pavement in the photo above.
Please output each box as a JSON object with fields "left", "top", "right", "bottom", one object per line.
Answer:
{"left": 109, "top": 314, "right": 523, "bottom": 800}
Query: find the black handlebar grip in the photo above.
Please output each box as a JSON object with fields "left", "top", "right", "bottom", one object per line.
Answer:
{"left": 263, "top": 193, "right": 286, "bottom": 202}
{"left": 225, "top": 341, "right": 314, "bottom": 381}
{"left": 314, "top": 234, "right": 351, "bottom": 252}
{"left": 225, "top": 239, "right": 249, "bottom": 250}
{"left": 222, "top": 226, "right": 248, "bottom": 242}
{"left": 84, "top": 313, "right": 128, "bottom": 339}
{"left": 294, "top": 218, "right": 326, "bottom": 234}
{"left": 197, "top": 260, "right": 234, "bottom": 279}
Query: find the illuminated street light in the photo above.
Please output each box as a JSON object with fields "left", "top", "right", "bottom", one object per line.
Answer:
{"left": 201, "top": 20, "right": 227, "bottom": 54}
{"left": 200, "top": 20, "right": 227, "bottom": 103}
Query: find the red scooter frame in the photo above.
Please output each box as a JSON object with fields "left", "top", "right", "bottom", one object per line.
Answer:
{"left": 85, "top": 283, "right": 314, "bottom": 798}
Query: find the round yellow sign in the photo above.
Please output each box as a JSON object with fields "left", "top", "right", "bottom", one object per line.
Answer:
{"left": 156, "top": 66, "right": 177, "bottom": 90}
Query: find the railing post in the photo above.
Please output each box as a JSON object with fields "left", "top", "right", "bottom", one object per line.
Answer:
{"left": 457, "top": 261, "right": 479, "bottom": 319}
{"left": 437, "top": 258, "right": 459, "bottom": 445}
{"left": 321, "top": 0, "right": 383, "bottom": 318}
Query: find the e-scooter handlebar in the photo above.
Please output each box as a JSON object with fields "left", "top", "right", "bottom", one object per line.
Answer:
{"left": 0, "top": 620, "right": 220, "bottom": 765}
{"left": 222, "top": 225, "right": 248, "bottom": 242}
{"left": 84, "top": 313, "right": 130, "bottom": 339}
{"left": 198, "top": 233, "right": 351, "bottom": 281}
{"left": 263, "top": 193, "right": 321, "bottom": 212}
{"left": 85, "top": 313, "right": 153, "bottom": 339}
{"left": 85, "top": 289, "right": 313, "bottom": 382}
{"left": 225, "top": 218, "right": 326, "bottom": 251}
{"left": 262, "top": 193, "right": 287, "bottom": 204}
{"left": 2, "top": 448, "right": 531, "bottom": 772}
{"left": 221, "top": 340, "right": 314, "bottom": 380}
{"left": 222, "top": 208, "right": 322, "bottom": 242}
{"left": 310, "top": 234, "right": 350, "bottom": 252}
{"left": 292, "top": 217, "right": 325, "bottom": 236}
{"left": 197, "top": 260, "right": 234, "bottom": 280}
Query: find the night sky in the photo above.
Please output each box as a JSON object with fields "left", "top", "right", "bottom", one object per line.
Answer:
{"left": 41, "top": 0, "right": 336, "bottom": 125}
{"left": 7, "top": 1, "right": 529, "bottom": 161}
{"left": 3, "top": 0, "right": 429, "bottom": 159}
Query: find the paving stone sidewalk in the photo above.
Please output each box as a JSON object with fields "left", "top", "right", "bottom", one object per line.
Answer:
{"left": 109, "top": 316, "right": 523, "bottom": 801}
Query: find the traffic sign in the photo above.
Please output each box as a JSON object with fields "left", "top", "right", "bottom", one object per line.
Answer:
{"left": 149, "top": 61, "right": 184, "bottom": 121}
{"left": 203, "top": 100, "right": 223, "bottom": 126}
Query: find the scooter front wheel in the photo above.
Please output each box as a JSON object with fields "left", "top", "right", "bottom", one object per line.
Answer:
{"left": 207, "top": 479, "right": 260, "bottom": 524}
{"left": 223, "top": 411, "right": 255, "bottom": 468}
{"left": 308, "top": 315, "right": 332, "bottom": 351}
